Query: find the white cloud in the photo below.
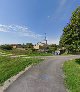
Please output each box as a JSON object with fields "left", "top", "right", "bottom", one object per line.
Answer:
{"left": 0, "top": 24, "right": 10, "bottom": 32}
{"left": 48, "top": 39, "right": 59, "bottom": 45}
{"left": 0, "top": 24, "right": 42, "bottom": 38}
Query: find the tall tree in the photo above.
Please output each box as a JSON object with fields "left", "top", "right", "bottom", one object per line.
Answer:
{"left": 59, "top": 6, "right": 80, "bottom": 53}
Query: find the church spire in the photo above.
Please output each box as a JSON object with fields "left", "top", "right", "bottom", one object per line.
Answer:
{"left": 44, "top": 33, "right": 47, "bottom": 45}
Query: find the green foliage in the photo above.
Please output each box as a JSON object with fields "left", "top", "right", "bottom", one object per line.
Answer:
{"left": 10, "top": 49, "right": 28, "bottom": 55}
{"left": 0, "top": 45, "right": 13, "bottom": 50}
{"left": 25, "top": 43, "right": 33, "bottom": 49}
{"left": 48, "top": 44, "right": 57, "bottom": 53}
{"left": 60, "top": 6, "right": 80, "bottom": 53}
{"left": 0, "top": 43, "right": 53, "bottom": 56}
{"left": 19, "top": 43, "right": 33, "bottom": 49}
{"left": 0, "top": 48, "right": 52, "bottom": 56}
{"left": 0, "top": 56, "right": 43, "bottom": 84}
{"left": 63, "top": 59, "right": 80, "bottom": 92}
{"left": 29, "top": 52, "right": 52, "bottom": 56}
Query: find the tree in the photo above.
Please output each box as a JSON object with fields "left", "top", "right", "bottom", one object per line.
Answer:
{"left": 59, "top": 6, "right": 80, "bottom": 53}
{"left": 48, "top": 44, "right": 57, "bottom": 53}
{"left": 25, "top": 43, "right": 33, "bottom": 49}
{"left": 0, "top": 45, "right": 13, "bottom": 50}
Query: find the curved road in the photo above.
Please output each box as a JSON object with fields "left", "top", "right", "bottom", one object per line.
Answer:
{"left": 4, "top": 55, "right": 80, "bottom": 92}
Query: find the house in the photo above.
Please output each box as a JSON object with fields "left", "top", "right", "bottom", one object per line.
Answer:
{"left": 33, "top": 33, "right": 48, "bottom": 51}
{"left": 33, "top": 42, "right": 45, "bottom": 50}
{"left": 33, "top": 40, "right": 48, "bottom": 52}
{"left": 11, "top": 44, "right": 22, "bottom": 49}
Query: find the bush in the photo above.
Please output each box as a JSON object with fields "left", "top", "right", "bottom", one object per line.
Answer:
{"left": 0, "top": 45, "right": 12, "bottom": 50}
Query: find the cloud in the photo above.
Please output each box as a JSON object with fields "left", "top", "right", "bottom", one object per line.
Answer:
{"left": 0, "top": 24, "right": 42, "bottom": 38}
{"left": 0, "top": 24, "right": 10, "bottom": 32}
{"left": 47, "top": 38, "right": 59, "bottom": 45}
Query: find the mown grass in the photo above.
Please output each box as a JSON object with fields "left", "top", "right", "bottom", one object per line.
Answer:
{"left": 63, "top": 59, "right": 80, "bottom": 92}
{"left": 0, "top": 56, "right": 43, "bottom": 84}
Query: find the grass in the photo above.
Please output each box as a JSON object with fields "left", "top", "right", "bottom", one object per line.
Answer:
{"left": 0, "top": 56, "right": 43, "bottom": 85}
{"left": 61, "top": 52, "right": 72, "bottom": 56}
{"left": 63, "top": 59, "right": 80, "bottom": 92}
{"left": 0, "top": 49, "right": 52, "bottom": 56}
{"left": 0, "top": 49, "right": 11, "bottom": 55}
{"left": 29, "top": 52, "right": 52, "bottom": 56}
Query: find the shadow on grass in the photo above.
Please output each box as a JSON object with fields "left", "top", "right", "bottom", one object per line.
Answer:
{"left": 75, "top": 59, "right": 80, "bottom": 65}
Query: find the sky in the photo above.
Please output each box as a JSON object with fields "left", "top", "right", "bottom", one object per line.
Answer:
{"left": 0, "top": 0, "right": 80, "bottom": 45}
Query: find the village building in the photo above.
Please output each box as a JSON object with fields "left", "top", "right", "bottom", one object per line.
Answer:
{"left": 33, "top": 42, "right": 45, "bottom": 50}
{"left": 11, "top": 44, "right": 22, "bottom": 49}
{"left": 11, "top": 44, "right": 25, "bottom": 50}
{"left": 33, "top": 33, "right": 48, "bottom": 51}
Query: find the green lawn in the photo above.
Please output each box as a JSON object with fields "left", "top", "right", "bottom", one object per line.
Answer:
{"left": 63, "top": 59, "right": 80, "bottom": 92}
{"left": 0, "top": 56, "right": 43, "bottom": 84}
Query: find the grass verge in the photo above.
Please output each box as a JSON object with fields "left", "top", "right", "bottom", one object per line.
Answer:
{"left": 29, "top": 52, "right": 52, "bottom": 56}
{"left": 63, "top": 59, "right": 80, "bottom": 92}
{"left": 0, "top": 56, "right": 43, "bottom": 85}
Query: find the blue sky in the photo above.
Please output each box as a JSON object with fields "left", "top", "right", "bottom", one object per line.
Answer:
{"left": 0, "top": 0, "right": 80, "bottom": 45}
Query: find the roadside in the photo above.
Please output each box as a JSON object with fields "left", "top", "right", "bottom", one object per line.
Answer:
{"left": 0, "top": 56, "right": 44, "bottom": 92}
{"left": 63, "top": 59, "right": 80, "bottom": 92}
{"left": 4, "top": 55, "right": 80, "bottom": 92}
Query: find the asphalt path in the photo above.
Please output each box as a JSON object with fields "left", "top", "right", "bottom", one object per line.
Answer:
{"left": 4, "top": 55, "right": 80, "bottom": 92}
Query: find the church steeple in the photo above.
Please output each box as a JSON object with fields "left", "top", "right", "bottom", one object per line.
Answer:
{"left": 44, "top": 33, "right": 47, "bottom": 45}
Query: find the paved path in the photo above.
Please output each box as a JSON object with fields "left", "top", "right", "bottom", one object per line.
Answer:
{"left": 4, "top": 55, "right": 80, "bottom": 92}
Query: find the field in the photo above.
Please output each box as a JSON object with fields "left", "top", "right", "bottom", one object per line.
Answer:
{"left": 0, "top": 56, "right": 43, "bottom": 84}
{"left": 0, "top": 49, "right": 52, "bottom": 56}
{"left": 63, "top": 59, "right": 80, "bottom": 92}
